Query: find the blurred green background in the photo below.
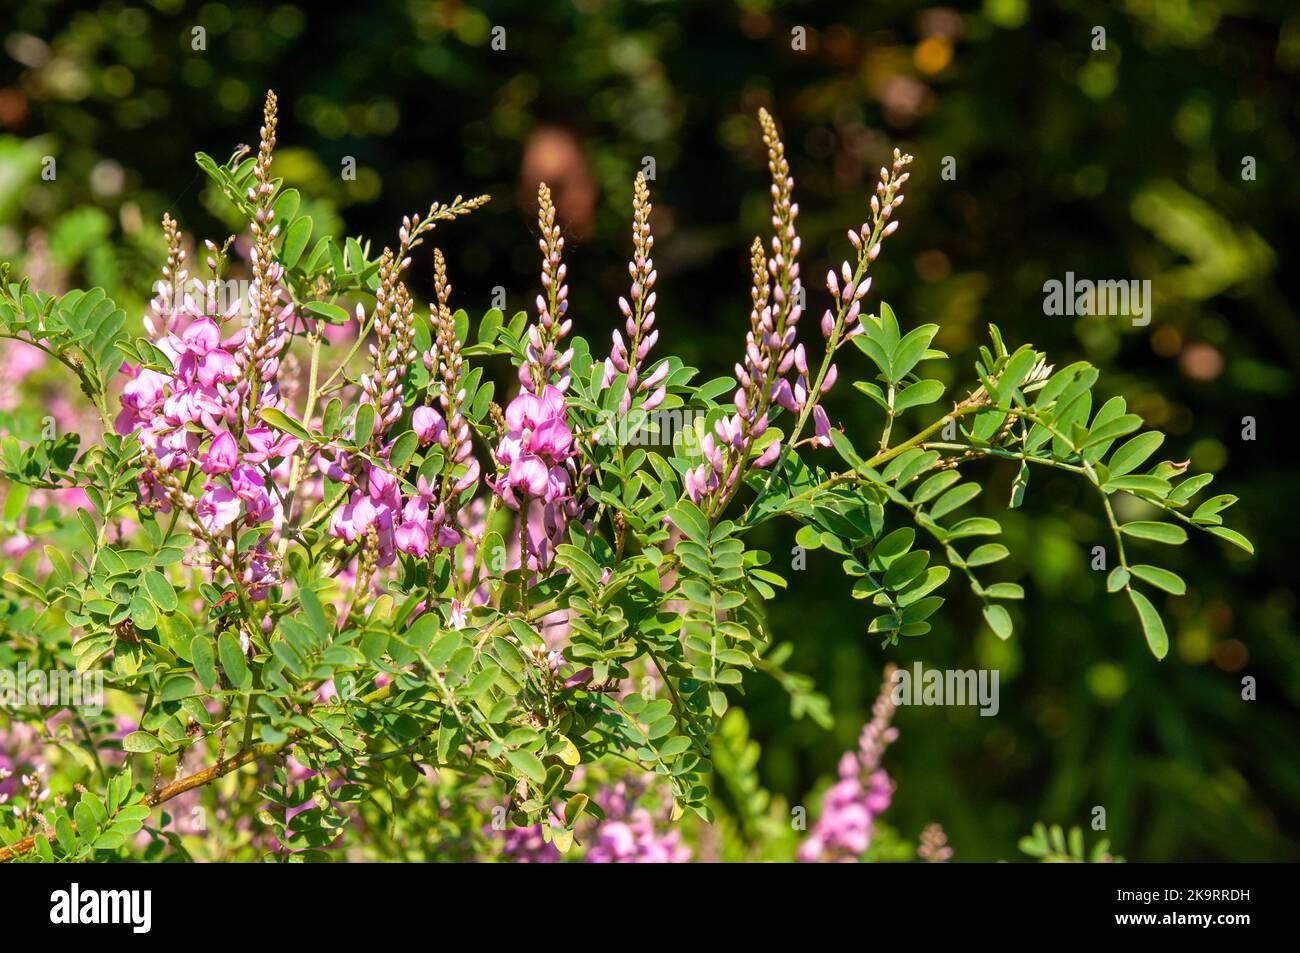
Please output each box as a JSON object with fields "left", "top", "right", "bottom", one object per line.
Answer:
{"left": 2, "top": 0, "right": 1296, "bottom": 860}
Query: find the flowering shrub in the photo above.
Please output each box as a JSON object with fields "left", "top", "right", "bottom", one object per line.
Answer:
{"left": 0, "top": 92, "right": 1248, "bottom": 862}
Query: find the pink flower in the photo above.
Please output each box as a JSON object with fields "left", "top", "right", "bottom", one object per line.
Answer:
{"left": 504, "top": 385, "right": 566, "bottom": 436}
{"left": 771, "top": 378, "right": 800, "bottom": 413}
{"left": 449, "top": 600, "right": 467, "bottom": 629}
{"left": 200, "top": 431, "right": 239, "bottom": 474}
{"left": 228, "top": 465, "right": 265, "bottom": 501}
{"left": 196, "top": 483, "right": 241, "bottom": 534}
{"left": 395, "top": 498, "right": 431, "bottom": 557}
{"left": 530, "top": 417, "right": 573, "bottom": 460}
{"left": 395, "top": 519, "right": 430, "bottom": 557}
{"left": 753, "top": 440, "right": 781, "bottom": 468}
{"left": 367, "top": 466, "right": 401, "bottom": 507}
{"left": 180, "top": 318, "right": 220, "bottom": 355}
{"left": 494, "top": 386, "right": 576, "bottom": 510}
{"left": 197, "top": 348, "right": 237, "bottom": 387}
{"left": 412, "top": 405, "right": 447, "bottom": 446}
{"left": 683, "top": 462, "right": 722, "bottom": 504}
{"left": 244, "top": 427, "right": 299, "bottom": 464}
{"left": 502, "top": 455, "right": 551, "bottom": 507}
{"left": 812, "top": 405, "right": 832, "bottom": 448}
{"left": 243, "top": 488, "right": 276, "bottom": 525}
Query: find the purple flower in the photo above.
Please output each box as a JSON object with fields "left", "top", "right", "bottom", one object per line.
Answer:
{"left": 228, "top": 464, "right": 265, "bottom": 501}
{"left": 244, "top": 426, "right": 298, "bottom": 464}
{"left": 200, "top": 431, "right": 239, "bottom": 474}
{"left": 799, "top": 666, "right": 899, "bottom": 863}
{"left": 196, "top": 483, "right": 241, "bottom": 534}
{"left": 412, "top": 405, "right": 447, "bottom": 446}
{"left": 501, "top": 455, "right": 552, "bottom": 506}
{"left": 179, "top": 317, "right": 220, "bottom": 355}
{"left": 494, "top": 386, "right": 575, "bottom": 511}
{"left": 812, "top": 405, "right": 833, "bottom": 448}
{"left": 394, "top": 498, "right": 431, "bottom": 557}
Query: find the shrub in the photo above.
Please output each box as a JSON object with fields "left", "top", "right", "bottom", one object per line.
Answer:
{"left": 0, "top": 92, "right": 1248, "bottom": 861}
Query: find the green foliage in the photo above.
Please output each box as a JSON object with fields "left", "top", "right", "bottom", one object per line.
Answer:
{"left": 1018, "top": 822, "right": 1121, "bottom": 864}
{"left": 0, "top": 4, "right": 1279, "bottom": 861}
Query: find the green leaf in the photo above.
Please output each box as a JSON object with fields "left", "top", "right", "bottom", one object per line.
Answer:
{"left": 321, "top": 397, "right": 343, "bottom": 435}
{"left": 300, "top": 583, "right": 328, "bottom": 641}
{"left": 505, "top": 749, "right": 547, "bottom": 785}
{"left": 1129, "top": 564, "right": 1186, "bottom": 595}
{"left": 1082, "top": 414, "right": 1142, "bottom": 449}
{"left": 389, "top": 430, "right": 418, "bottom": 470}
{"left": 993, "top": 346, "right": 1037, "bottom": 406}
{"left": 122, "top": 731, "right": 161, "bottom": 753}
{"left": 280, "top": 216, "right": 313, "bottom": 269}
{"left": 191, "top": 636, "right": 217, "bottom": 689}
{"left": 983, "top": 582, "right": 1024, "bottom": 600}
{"left": 930, "top": 483, "right": 980, "bottom": 519}
{"left": 55, "top": 813, "right": 76, "bottom": 851}
{"left": 668, "top": 501, "right": 710, "bottom": 543}
{"left": 259, "top": 407, "right": 310, "bottom": 442}
{"left": 1207, "top": 526, "right": 1253, "bottom": 554}
{"left": 1192, "top": 494, "right": 1238, "bottom": 524}
{"left": 93, "top": 831, "right": 126, "bottom": 851}
{"left": 983, "top": 604, "right": 1013, "bottom": 640}
{"left": 913, "top": 471, "right": 960, "bottom": 504}
{"left": 304, "top": 301, "right": 351, "bottom": 325}
{"left": 478, "top": 308, "right": 503, "bottom": 344}
{"left": 1128, "top": 589, "right": 1168, "bottom": 659}
{"left": 143, "top": 570, "right": 178, "bottom": 612}
{"left": 883, "top": 550, "right": 929, "bottom": 589}
{"left": 794, "top": 524, "right": 822, "bottom": 550}
{"left": 353, "top": 403, "right": 375, "bottom": 446}
{"left": 1106, "top": 432, "right": 1163, "bottom": 478}
{"left": 965, "top": 543, "right": 1009, "bottom": 566}
{"left": 218, "top": 630, "right": 251, "bottom": 690}
{"left": 892, "top": 379, "right": 945, "bottom": 414}
{"left": 945, "top": 517, "right": 1000, "bottom": 539}
{"left": 1168, "top": 473, "right": 1213, "bottom": 505}
{"left": 889, "top": 324, "right": 940, "bottom": 382}
{"left": 1119, "top": 521, "right": 1187, "bottom": 545}
{"left": 160, "top": 675, "right": 195, "bottom": 701}
{"left": 1009, "top": 460, "right": 1030, "bottom": 508}
{"left": 129, "top": 593, "right": 157, "bottom": 630}
{"left": 1102, "top": 475, "right": 1171, "bottom": 497}
{"left": 73, "top": 799, "right": 98, "bottom": 845}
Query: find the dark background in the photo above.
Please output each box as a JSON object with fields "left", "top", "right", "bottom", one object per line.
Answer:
{"left": 2, "top": 0, "right": 1296, "bottom": 860}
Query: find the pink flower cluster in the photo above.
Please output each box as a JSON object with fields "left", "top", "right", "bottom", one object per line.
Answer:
{"left": 119, "top": 268, "right": 298, "bottom": 598}
{"left": 495, "top": 386, "right": 574, "bottom": 508}
{"left": 600, "top": 172, "right": 667, "bottom": 413}
{"left": 583, "top": 816, "right": 691, "bottom": 863}
{"left": 496, "top": 774, "right": 690, "bottom": 864}
{"left": 489, "top": 185, "right": 587, "bottom": 571}
{"left": 799, "top": 665, "right": 899, "bottom": 863}
{"left": 797, "top": 755, "right": 894, "bottom": 863}
{"left": 497, "top": 816, "right": 563, "bottom": 863}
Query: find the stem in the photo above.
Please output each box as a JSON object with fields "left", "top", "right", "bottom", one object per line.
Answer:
{"left": 278, "top": 332, "right": 322, "bottom": 559}
{"left": 316, "top": 316, "right": 373, "bottom": 397}
{"left": 517, "top": 513, "right": 530, "bottom": 611}
{"left": 878, "top": 383, "right": 896, "bottom": 453}
{"left": 461, "top": 494, "right": 502, "bottom": 600}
